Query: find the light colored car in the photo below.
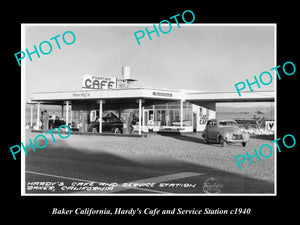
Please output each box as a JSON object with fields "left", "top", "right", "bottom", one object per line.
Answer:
{"left": 202, "top": 119, "right": 249, "bottom": 147}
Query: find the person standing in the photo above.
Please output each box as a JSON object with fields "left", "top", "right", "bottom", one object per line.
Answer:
{"left": 40, "top": 111, "right": 44, "bottom": 130}
{"left": 129, "top": 112, "right": 133, "bottom": 133}
{"left": 44, "top": 110, "right": 49, "bottom": 130}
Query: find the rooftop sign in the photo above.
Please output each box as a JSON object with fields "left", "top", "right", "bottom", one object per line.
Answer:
{"left": 82, "top": 75, "right": 117, "bottom": 90}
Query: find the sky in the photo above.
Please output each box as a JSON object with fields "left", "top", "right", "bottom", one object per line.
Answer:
{"left": 24, "top": 24, "right": 275, "bottom": 104}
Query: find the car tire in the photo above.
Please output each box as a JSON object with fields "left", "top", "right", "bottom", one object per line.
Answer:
{"left": 219, "top": 136, "right": 225, "bottom": 147}
{"left": 204, "top": 138, "right": 210, "bottom": 144}
{"left": 202, "top": 134, "right": 208, "bottom": 144}
{"left": 242, "top": 142, "right": 247, "bottom": 147}
{"left": 92, "top": 127, "right": 97, "bottom": 133}
{"left": 114, "top": 128, "right": 120, "bottom": 134}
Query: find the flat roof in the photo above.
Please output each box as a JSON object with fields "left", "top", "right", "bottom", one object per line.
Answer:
{"left": 31, "top": 88, "right": 182, "bottom": 102}
{"left": 186, "top": 90, "right": 275, "bottom": 102}
{"left": 29, "top": 88, "right": 275, "bottom": 104}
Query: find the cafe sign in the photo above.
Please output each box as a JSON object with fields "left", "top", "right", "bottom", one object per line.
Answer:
{"left": 82, "top": 74, "right": 117, "bottom": 89}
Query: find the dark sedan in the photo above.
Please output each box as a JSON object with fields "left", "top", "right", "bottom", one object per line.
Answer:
{"left": 87, "top": 114, "right": 123, "bottom": 133}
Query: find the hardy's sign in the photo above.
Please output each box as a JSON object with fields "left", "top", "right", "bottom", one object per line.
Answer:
{"left": 82, "top": 75, "right": 117, "bottom": 90}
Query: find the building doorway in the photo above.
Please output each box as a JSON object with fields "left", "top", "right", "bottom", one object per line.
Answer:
{"left": 143, "top": 109, "right": 154, "bottom": 124}
{"left": 143, "top": 109, "right": 154, "bottom": 132}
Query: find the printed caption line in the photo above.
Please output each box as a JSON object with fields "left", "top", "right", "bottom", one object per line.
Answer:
{"left": 26, "top": 171, "right": 204, "bottom": 194}
{"left": 98, "top": 172, "right": 205, "bottom": 194}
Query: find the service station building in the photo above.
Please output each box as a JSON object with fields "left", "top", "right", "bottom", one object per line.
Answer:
{"left": 27, "top": 67, "right": 275, "bottom": 135}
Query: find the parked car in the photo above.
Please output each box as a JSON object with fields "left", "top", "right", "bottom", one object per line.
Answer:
{"left": 202, "top": 119, "right": 250, "bottom": 147}
{"left": 49, "top": 117, "right": 65, "bottom": 129}
{"left": 87, "top": 112, "right": 123, "bottom": 133}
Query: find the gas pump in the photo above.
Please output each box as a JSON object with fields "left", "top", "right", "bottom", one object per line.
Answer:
{"left": 123, "top": 114, "right": 130, "bottom": 134}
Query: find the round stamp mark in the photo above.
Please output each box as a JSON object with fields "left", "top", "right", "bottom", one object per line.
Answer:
{"left": 202, "top": 177, "right": 223, "bottom": 194}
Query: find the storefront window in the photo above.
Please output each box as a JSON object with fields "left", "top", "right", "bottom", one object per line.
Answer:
{"left": 183, "top": 102, "right": 192, "bottom": 109}
{"left": 154, "top": 103, "right": 167, "bottom": 109}
{"left": 72, "top": 101, "right": 193, "bottom": 132}
{"left": 183, "top": 109, "right": 192, "bottom": 126}
{"left": 170, "top": 109, "right": 180, "bottom": 126}
{"left": 153, "top": 107, "right": 184, "bottom": 127}
{"left": 167, "top": 102, "right": 180, "bottom": 109}
{"left": 155, "top": 110, "right": 166, "bottom": 126}
{"left": 72, "top": 110, "right": 89, "bottom": 132}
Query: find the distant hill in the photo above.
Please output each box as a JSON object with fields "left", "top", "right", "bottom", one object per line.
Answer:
{"left": 216, "top": 105, "right": 274, "bottom": 120}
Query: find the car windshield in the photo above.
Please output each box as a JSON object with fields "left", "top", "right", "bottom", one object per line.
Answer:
{"left": 218, "top": 121, "right": 238, "bottom": 127}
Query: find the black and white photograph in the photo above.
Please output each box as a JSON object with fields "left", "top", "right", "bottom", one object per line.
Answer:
{"left": 21, "top": 24, "right": 276, "bottom": 195}
{"left": 4, "top": 4, "right": 298, "bottom": 221}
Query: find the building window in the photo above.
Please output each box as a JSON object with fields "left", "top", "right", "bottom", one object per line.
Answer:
{"left": 183, "top": 109, "right": 192, "bottom": 126}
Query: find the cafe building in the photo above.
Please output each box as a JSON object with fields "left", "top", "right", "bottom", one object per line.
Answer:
{"left": 27, "top": 66, "right": 274, "bottom": 135}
